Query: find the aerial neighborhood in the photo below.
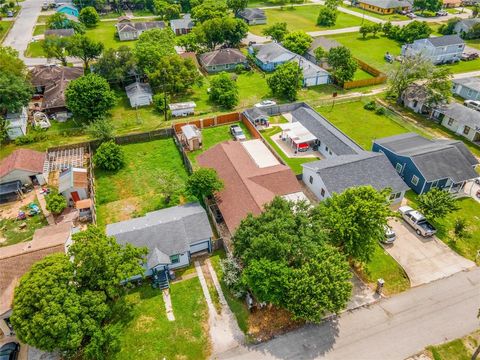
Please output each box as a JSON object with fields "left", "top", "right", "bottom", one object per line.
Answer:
{"left": 1, "top": 0, "right": 480, "bottom": 359}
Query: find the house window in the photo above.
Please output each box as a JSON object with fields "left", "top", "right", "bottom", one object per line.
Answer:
{"left": 412, "top": 175, "right": 420, "bottom": 186}
{"left": 325, "top": 146, "right": 329, "bottom": 152}
{"left": 447, "top": 118, "right": 454, "bottom": 126}
{"left": 395, "top": 163, "right": 402, "bottom": 173}
{"left": 225, "top": 64, "right": 230, "bottom": 69}
{"left": 170, "top": 254, "right": 180, "bottom": 264}
{"left": 463, "top": 126, "right": 471, "bottom": 135}
{"left": 309, "top": 176, "right": 313, "bottom": 184}
{"left": 320, "top": 188, "right": 325, "bottom": 197}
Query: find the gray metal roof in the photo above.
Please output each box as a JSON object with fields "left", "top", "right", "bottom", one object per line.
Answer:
{"left": 435, "top": 102, "right": 480, "bottom": 129}
{"left": 170, "top": 14, "right": 194, "bottom": 30}
{"left": 359, "top": 0, "right": 412, "bottom": 8}
{"left": 106, "top": 203, "right": 213, "bottom": 261}
{"left": 374, "top": 133, "right": 479, "bottom": 182}
{"left": 303, "top": 152, "right": 409, "bottom": 194}
{"left": 237, "top": 8, "right": 266, "bottom": 21}
{"left": 426, "top": 35, "right": 464, "bottom": 47}
{"left": 453, "top": 77, "right": 480, "bottom": 93}
{"left": 291, "top": 106, "right": 364, "bottom": 155}
{"left": 125, "top": 82, "right": 152, "bottom": 99}
{"left": 252, "top": 42, "right": 296, "bottom": 64}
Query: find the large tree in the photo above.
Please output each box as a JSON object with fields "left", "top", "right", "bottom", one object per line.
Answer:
{"left": 417, "top": 188, "right": 459, "bottom": 221}
{"left": 94, "top": 46, "right": 137, "bottom": 86}
{"left": 413, "top": 0, "right": 442, "bottom": 14}
{"left": 65, "top": 73, "right": 116, "bottom": 121}
{"left": 327, "top": 46, "right": 358, "bottom": 86}
{"left": 227, "top": 0, "right": 248, "bottom": 14}
{"left": 191, "top": 0, "right": 228, "bottom": 22}
{"left": 153, "top": 0, "right": 181, "bottom": 20}
{"left": 262, "top": 22, "right": 288, "bottom": 42}
{"left": 282, "top": 31, "right": 312, "bottom": 55}
{"left": 67, "top": 34, "right": 104, "bottom": 70}
{"left": 43, "top": 36, "right": 70, "bottom": 66}
{"left": 396, "top": 21, "right": 432, "bottom": 43}
{"left": 0, "top": 46, "right": 28, "bottom": 78}
{"left": 186, "top": 168, "right": 224, "bottom": 201}
{"left": 0, "top": 71, "right": 32, "bottom": 114}
{"left": 317, "top": 6, "right": 337, "bottom": 27}
{"left": 188, "top": 16, "right": 248, "bottom": 50}
{"left": 208, "top": 72, "right": 239, "bottom": 109}
{"left": 267, "top": 61, "right": 302, "bottom": 101}
{"left": 313, "top": 186, "right": 393, "bottom": 263}
{"left": 133, "top": 28, "right": 176, "bottom": 73}
{"left": 79, "top": 6, "right": 100, "bottom": 27}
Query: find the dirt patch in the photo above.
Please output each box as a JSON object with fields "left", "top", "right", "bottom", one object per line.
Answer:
{"left": 133, "top": 315, "right": 155, "bottom": 332}
{"left": 0, "top": 191, "right": 37, "bottom": 220}
{"left": 247, "top": 305, "right": 304, "bottom": 342}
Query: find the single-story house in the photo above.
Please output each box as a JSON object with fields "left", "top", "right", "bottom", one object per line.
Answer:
{"left": 401, "top": 83, "right": 431, "bottom": 114}
{"left": 197, "top": 139, "right": 306, "bottom": 234}
{"left": 169, "top": 102, "right": 196, "bottom": 117}
{"left": 199, "top": 48, "right": 247, "bottom": 73}
{"left": 452, "top": 77, "right": 480, "bottom": 101}
{"left": 44, "top": 28, "right": 75, "bottom": 37}
{"left": 302, "top": 152, "right": 409, "bottom": 203}
{"left": 170, "top": 13, "right": 194, "bottom": 35}
{"left": 0, "top": 149, "right": 46, "bottom": 186}
{"left": 125, "top": 82, "right": 153, "bottom": 108}
{"left": 180, "top": 124, "right": 202, "bottom": 151}
{"left": 5, "top": 107, "right": 28, "bottom": 140}
{"left": 443, "top": 0, "right": 462, "bottom": 8}
{"left": 58, "top": 167, "right": 88, "bottom": 203}
{"left": 431, "top": 102, "right": 480, "bottom": 143}
{"left": 30, "top": 65, "right": 84, "bottom": 114}
{"left": 0, "top": 222, "right": 72, "bottom": 335}
{"left": 56, "top": 4, "right": 79, "bottom": 18}
{"left": 401, "top": 35, "right": 465, "bottom": 65}
{"left": 356, "top": 0, "right": 412, "bottom": 14}
{"left": 304, "top": 36, "right": 341, "bottom": 64}
{"left": 106, "top": 203, "right": 213, "bottom": 289}
{"left": 236, "top": 8, "right": 267, "bottom": 25}
{"left": 116, "top": 20, "right": 165, "bottom": 41}
{"left": 453, "top": 18, "right": 480, "bottom": 36}
{"left": 373, "top": 133, "right": 479, "bottom": 194}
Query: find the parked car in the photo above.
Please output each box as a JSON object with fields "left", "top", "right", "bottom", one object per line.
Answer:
{"left": 461, "top": 52, "right": 479, "bottom": 61}
{"left": 6, "top": 10, "right": 14, "bottom": 17}
{"left": 382, "top": 225, "right": 396, "bottom": 244}
{"left": 254, "top": 100, "right": 276, "bottom": 108}
{"left": 436, "top": 10, "right": 448, "bottom": 16}
{"left": 406, "top": 13, "right": 416, "bottom": 18}
{"left": 230, "top": 125, "right": 246, "bottom": 141}
{"left": 0, "top": 342, "right": 20, "bottom": 360}
{"left": 464, "top": 99, "right": 480, "bottom": 112}
{"left": 398, "top": 206, "right": 437, "bottom": 237}
{"left": 474, "top": 177, "right": 480, "bottom": 185}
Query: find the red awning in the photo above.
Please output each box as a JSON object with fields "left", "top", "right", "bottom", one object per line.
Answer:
{"left": 297, "top": 143, "right": 309, "bottom": 149}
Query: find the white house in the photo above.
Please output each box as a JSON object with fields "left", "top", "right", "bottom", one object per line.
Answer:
{"left": 58, "top": 167, "right": 89, "bottom": 203}
{"left": 431, "top": 102, "right": 480, "bottom": 143}
{"left": 116, "top": 21, "right": 165, "bottom": 41}
{"left": 401, "top": 35, "right": 465, "bottom": 65}
{"left": 452, "top": 77, "right": 480, "bottom": 101}
{"left": 125, "top": 82, "right": 153, "bottom": 108}
{"left": 5, "top": 107, "right": 28, "bottom": 139}
{"left": 169, "top": 102, "right": 196, "bottom": 117}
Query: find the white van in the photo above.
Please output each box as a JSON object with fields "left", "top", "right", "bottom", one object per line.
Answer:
{"left": 464, "top": 100, "right": 480, "bottom": 112}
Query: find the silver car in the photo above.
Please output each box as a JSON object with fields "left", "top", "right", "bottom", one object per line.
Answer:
{"left": 382, "top": 225, "right": 396, "bottom": 244}
{"left": 230, "top": 125, "right": 246, "bottom": 141}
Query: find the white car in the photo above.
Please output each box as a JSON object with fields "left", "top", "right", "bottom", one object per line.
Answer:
{"left": 255, "top": 100, "right": 277, "bottom": 108}
{"left": 382, "top": 225, "right": 396, "bottom": 244}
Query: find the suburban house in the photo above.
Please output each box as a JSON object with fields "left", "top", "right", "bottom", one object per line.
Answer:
{"left": 197, "top": 139, "right": 307, "bottom": 234}
{"left": 56, "top": 4, "right": 79, "bottom": 18}
{"left": 452, "top": 77, "right": 480, "bottom": 101}
{"left": 198, "top": 48, "right": 247, "bottom": 73}
{"left": 304, "top": 37, "right": 341, "bottom": 64}
{"left": 0, "top": 222, "right": 73, "bottom": 336}
{"left": 30, "top": 65, "right": 84, "bottom": 114}
{"left": 356, "top": 0, "right": 412, "bottom": 14}
{"left": 373, "top": 133, "right": 479, "bottom": 194}
{"left": 249, "top": 42, "right": 330, "bottom": 86}
{"left": 236, "top": 8, "right": 267, "bottom": 25}
{"left": 453, "top": 18, "right": 480, "bottom": 36}
{"left": 169, "top": 102, "right": 196, "bottom": 117}
{"left": 400, "top": 83, "right": 430, "bottom": 114}
{"left": 58, "top": 167, "right": 89, "bottom": 203}
{"left": 302, "top": 152, "right": 409, "bottom": 203}
{"left": 431, "top": 102, "right": 480, "bottom": 143}
{"left": 125, "top": 81, "right": 153, "bottom": 108}
{"left": 116, "top": 20, "right": 166, "bottom": 41}
{"left": 5, "top": 107, "right": 28, "bottom": 139}
{"left": 0, "top": 149, "right": 46, "bottom": 186}
{"left": 443, "top": 0, "right": 463, "bottom": 7}
{"left": 401, "top": 35, "right": 465, "bottom": 65}
{"left": 106, "top": 203, "right": 213, "bottom": 289}
{"left": 44, "top": 28, "right": 75, "bottom": 37}
{"left": 170, "top": 13, "right": 194, "bottom": 35}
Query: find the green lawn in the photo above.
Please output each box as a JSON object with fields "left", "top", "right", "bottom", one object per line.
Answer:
{"left": 249, "top": 5, "right": 374, "bottom": 35}
{"left": 0, "top": 199, "right": 48, "bottom": 247}
{"left": 466, "top": 39, "right": 480, "bottom": 50}
{"left": 260, "top": 126, "right": 319, "bottom": 174}
{"left": 353, "top": 68, "right": 374, "bottom": 80}
{"left": 110, "top": 278, "right": 209, "bottom": 360}
{"left": 343, "top": 5, "right": 409, "bottom": 21}
{"left": 25, "top": 40, "right": 45, "bottom": 57}
{"left": 85, "top": 21, "right": 129, "bottom": 49}
{"left": 36, "top": 15, "right": 50, "bottom": 23}
{"left": 100, "top": 11, "right": 125, "bottom": 19}
{"left": 94, "top": 138, "right": 192, "bottom": 227}
{"left": 427, "top": 330, "right": 479, "bottom": 360}
{"left": 33, "top": 24, "right": 46, "bottom": 36}
{"left": 0, "top": 20, "right": 13, "bottom": 41}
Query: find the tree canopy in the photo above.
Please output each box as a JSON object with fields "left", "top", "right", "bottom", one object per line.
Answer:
{"left": 262, "top": 22, "right": 289, "bottom": 42}
{"left": 327, "top": 46, "right": 358, "bottom": 86}
{"left": 282, "top": 31, "right": 312, "bottom": 55}
{"left": 208, "top": 72, "right": 239, "bottom": 109}
{"left": 43, "top": 36, "right": 70, "bottom": 66}
{"left": 191, "top": 0, "right": 228, "bottom": 22}
{"left": 67, "top": 34, "right": 104, "bottom": 70}
{"left": 414, "top": 0, "right": 442, "bottom": 13}
{"left": 227, "top": 0, "right": 248, "bottom": 14}
{"left": 317, "top": 6, "right": 337, "bottom": 27}
{"left": 267, "top": 61, "right": 302, "bottom": 101}
{"left": 133, "top": 28, "right": 176, "bottom": 73}
{"left": 417, "top": 188, "right": 459, "bottom": 221}
{"left": 153, "top": 0, "right": 181, "bottom": 20}
{"left": 186, "top": 167, "right": 224, "bottom": 201}
{"left": 79, "top": 6, "right": 100, "bottom": 27}
{"left": 94, "top": 46, "right": 138, "bottom": 86}
{"left": 93, "top": 140, "right": 125, "bottom": 171}
{"left": 0, "top": 71, "right": 32, "bottom": 114}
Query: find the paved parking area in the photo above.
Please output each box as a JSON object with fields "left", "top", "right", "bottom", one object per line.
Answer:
{"left": 464, "top": 180, "right": 480, "bottom": 203}
{"left": 385, "top": 219, "right": 476, "bottom": 287}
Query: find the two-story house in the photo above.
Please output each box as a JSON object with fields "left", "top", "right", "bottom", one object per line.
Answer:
{"left": 401, "top": 35, "right": 465, "bottom": 65}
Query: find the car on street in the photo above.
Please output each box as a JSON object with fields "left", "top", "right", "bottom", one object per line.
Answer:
{"left": 0, "top": 342, "right": 20, "bottom": 360}
{"left": 398, "top": 206, "right": 436, "bottom": 237}
{"left": 475, "top": 177, "right": 480, "bottom": 185}
{"left": 230, "top": 125, "right": 246, "bottom": 141}
{"left": 382, "top": 225, "right": 396, "bottom": 244}
{"left": 406, "top": 13, "right": 416, "bottom": 18}
{"left": 254, "top": 100, "right": 276, "bottom": 108}
{"left": 436, "top": 10, "right": 448, "bottom": 16}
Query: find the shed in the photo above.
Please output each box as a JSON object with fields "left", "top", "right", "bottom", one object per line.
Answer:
{"left": 58, "top": 167, "right": 88, "bottom": 203}
{"left": 169, "top": 102, "right": 196, "bottom": 117}
{"left": 0, "top": 180, "right": 23, "bottom": 203}
{"left": 180, "top": 124, "right": 202, "bottom": 151}
{"left": 125, "top": 82, "right": 153, "bottom": 108}
{"left": 5, "top": 107, "right": 28, "bottom": 139}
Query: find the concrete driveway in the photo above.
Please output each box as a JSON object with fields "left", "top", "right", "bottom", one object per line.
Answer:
{"left": 464, "top": 180, "right": 480, "bottom": 203}
{"left": 385, "top": 219, "right": 475, "bottom": 287}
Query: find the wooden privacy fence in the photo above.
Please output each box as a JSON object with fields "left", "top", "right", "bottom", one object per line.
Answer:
{"left": 343, "top": 58, "right": 387, "bottom": 90}
{"left": 173, "top": 112, "right": 240, "bottom": 133}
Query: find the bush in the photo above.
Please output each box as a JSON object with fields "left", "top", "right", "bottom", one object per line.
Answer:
{"left": 93, "top": 141, "right": 125, "bottom": 171}
{"left": 46, "top": 192, "right": 67, "bottom": 215}
{"left": 153, "top": 93, "right": 168, "bottom": 114}
{"left": 375, "top": 106, "right": 386, "bottom": 115}
{"left": 234, "top": 64, "right": 245, "bottom": 74}
{"left": 220, "top": 256, "right": 246, "bottom": 299}
{"left": 454, "top": 217, "right": 469, "bottom": 239}
{"left": 14, "top": 131, "right": 47, "bottom": 145}
{"left": 363, "top": 101, "right": 376, "bottom": 111}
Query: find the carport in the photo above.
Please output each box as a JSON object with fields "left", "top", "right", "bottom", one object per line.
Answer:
{"left": 0, "top": 180, "right": 23, "bottom": 203}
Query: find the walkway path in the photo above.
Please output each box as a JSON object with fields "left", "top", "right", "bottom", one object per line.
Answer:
{"left": 34, "top": 187, "right": 55, "bottom": 225}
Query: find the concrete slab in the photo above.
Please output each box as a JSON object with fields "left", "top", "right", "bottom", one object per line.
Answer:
{"left": 241, "top": 139, "right": 280, "bottom": 168}
{"left": 385, "top": 218, "right": 475, "bottom": 287}
{"left": 162, "top": 289, "right": 175, "bottom": 321}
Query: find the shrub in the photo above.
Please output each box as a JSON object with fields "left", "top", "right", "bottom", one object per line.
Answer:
{"left": 46, "top": 192, "right": 67, "bottom": 215}
{"left": 14, "top": 131, "right": 47, "bottom": 145}
{"left": 234, "top": 64, "right": 245, "bottom": 74}
{"left": 93, "top": 141, "right": 125, "bottom": 171}
{"left": 375, "top": 106, "right": 386, "bottom": 115}
{"left": 454, "top": 217, "right": 469, "bottom": 239}
{"left": 220, "top": 256, "right": 246, "bottom": 298}
{"left": 363, "top": 101, "right": 376, "bottom": 111}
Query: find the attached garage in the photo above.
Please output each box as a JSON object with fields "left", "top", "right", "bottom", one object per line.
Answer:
{"left": 190, "top": 239, "right": 211, "bottom": 254}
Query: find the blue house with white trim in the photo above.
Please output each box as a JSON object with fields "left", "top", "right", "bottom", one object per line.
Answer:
{"left": 373, "top": 133, "right": 479, "bottom": 194}
{"left": 57, "top": 4, "right": 79, "bottom": 18}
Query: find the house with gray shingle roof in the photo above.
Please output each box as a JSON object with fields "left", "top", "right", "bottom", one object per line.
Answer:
{"left": 237, "top": 8, "right": 266, "bottom": 25}
{"left": 431, "top": 102, "right": 480, "bottom": 143}
{"left": 357, "top": 0, "right": 412, "bottom": 14}
{"left": 125, "top": 81, "right": 153, "bottom": 108}
{"left": 453, "top": 18, "right": 480, "bottom": 36}
{"left": 401, "top": 35, "right": 465, "bottom": 65}
{"left": 453, "top": 77, "right": 480, "bottom": 101}
{"left": 170, "top": 13, "right": 194, "bottom": 35}
{"left": 106, "top": 203, "right": 213, "bottom": 288}
{"left": 116, "top": 20, "right": 166, "bottom": 41}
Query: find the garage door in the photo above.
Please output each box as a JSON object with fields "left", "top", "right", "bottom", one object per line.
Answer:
{"left": 190, "top": 240, "right": 210, "bottom": 254}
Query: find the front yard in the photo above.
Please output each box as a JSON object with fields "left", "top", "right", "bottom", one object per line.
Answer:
{"left": 0, "top": 20, "right": 13, "bottom": 41}
{"left": 425, "top": 330, "right": 480, "bottom": 360}
{"left": 94, "top": 138, "right": 192, "bottom": 227}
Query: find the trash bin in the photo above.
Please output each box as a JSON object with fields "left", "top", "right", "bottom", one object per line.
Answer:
{"left": 376, "top": 278, "right": 385, "bottom": 295}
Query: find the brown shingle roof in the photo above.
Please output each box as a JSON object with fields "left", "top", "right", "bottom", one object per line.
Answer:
{"left": 199, "top": 48, "right": 247, "bottom": 67}
{"left": 0, "top": 149, "right": 46, "bottom": 180}
{"left": 197, "top": 141, "right": 301, "bottom": 234}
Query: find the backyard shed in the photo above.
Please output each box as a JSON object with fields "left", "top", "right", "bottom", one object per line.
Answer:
{"left": 169, "top": 102, "right": 196, "bottom": 117}
{"left": 5, "top": 107, "right": 28, "bottom": 139}
{"left": 125, "top": 82, "right": 153, "bottom": 108}
{"left": 180, "top": 124, "right": 202, "bottom": 151}
{"left": 58, "top": 167, "right": 88, "bottom": 203}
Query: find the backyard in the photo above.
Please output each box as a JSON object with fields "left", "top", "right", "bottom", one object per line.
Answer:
{"left": 110, "top": 278, "right": 210, "bottom": 360}
{"left": 94, "top": 138, "right": 192, "bottom": 227}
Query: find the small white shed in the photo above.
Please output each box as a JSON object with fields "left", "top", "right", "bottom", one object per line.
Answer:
{"left": 5, "top": 107, "right": 28, "bottom": 139}
{"left": 181, "top": 124, "right": 202, "bottom": 151}
{"left": 169, "top": 102, "right": 196, "bottom": 117}
{"left": 125, "top": 82, "right": 153, "bottom": 108}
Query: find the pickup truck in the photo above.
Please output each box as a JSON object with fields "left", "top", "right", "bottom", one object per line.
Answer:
{"left": 398, "top": 206, "right": 437, "bottom": 237}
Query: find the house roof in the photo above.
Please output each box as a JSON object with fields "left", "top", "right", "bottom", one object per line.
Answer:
{"left": 106, "top": 203, "right": 213, "bottom": 266}
{"left": 403, "top": 83, "right": 429, "bottom": 103}
{"left": 0, "top": 149, "right": 46, "bottom": 180}
{"left": 125, "top": 82, "right": 153, "bottom": 99}
{"left": 291, "top": 106, "right": 364, "bottom": 155}
{"left": 169, "top": 102, "right": 196, "bottom": 111}
{"left": 199, "top": 48, "right": 247, "bottom": 67}
{"left": 237, "top": 8, "right": 266, "bottom": 21}
{"left": 456, "top": 18, "right": 480, "bottom": 30}
{"left": 197, "top": 140, "right": 301, "bottom": 233}
{"left": 170, "top": 13, "right": 194, "bottom": 29}
{"left": 435, "top": 102, "right": 480, "bottom": 129}
{"left": 30, "top": 65, "right": 83, "bottom": 110}
{"left": 252, "top": 42, "right": 296, "bottom": 64}
{"left": 358, "top": 0, "right": 412, "bottom": 8}
{"left": 0, "top": 222, "right": 71, "bottom": 316}
{"left": 425, "top": 34, "right": 464, "bottom": 47}
{"left": 374, "top": 133, "right": 479, "bottom": 182}
{"left": 453, "top": 77, "right": 480, "bottom": 93}
{"left": 181, "top": 125, "right": 201, "bottom": 140}
{"left": 243, "top": 107, "right": 268, "bottom": 121}
{"left": 303, "top": 152, "right": 409, "bottom": 195}
{"left": 44, "top": 28, "right": 74, "bottom": 37}
{"left": 116, "top": 21, "right": 165, "bottom": 33}
{"left": 307, "top": 36, "right": 341, "bottom": 57}
{"left": 58, "top": 167, "right": 88, "bottom": 193}
{"left": 292, "top": 56, "right": 330, "bottom": 78}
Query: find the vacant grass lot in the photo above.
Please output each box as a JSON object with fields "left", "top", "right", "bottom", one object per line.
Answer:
{"left": 95, "top": 138, "right": 192, "bottom": 227}
{"left": 110, "top": 278, "right": 209, "bottom": 360}
{"left": 33, "top": 24, "right": 46, "bottom": 36}
{"left": 249, "top": 5, "right": 374, "bottom": 35}
{"left": 85, "top": 21, "right": 128, "bottom": 49}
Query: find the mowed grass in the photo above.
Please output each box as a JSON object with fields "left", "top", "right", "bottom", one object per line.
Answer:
{"left": 466, "top": 39, "right": 480, "bottom": 50}
{"left": 94, "top": 138, "right": 191, "bottom": 227}
{"left": 0, "top": 20, "right": 13, "bottom": 41}
{"left": 33, "top": 24, "right": 46, "bottom": 35}
{"left": 426, "top": 330, "right": 480, "bottom": 360}
{"left": 25, "top": 40, "right": 45, "bottom": 57}
{"left": 85, "top": 21, "right": 129, "bottom": 49}
{"left": 110, "top": 278, "right": 209, "bottom": 360}
{"left": 249, "top": 5, "right": 374, "bottom": 35}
